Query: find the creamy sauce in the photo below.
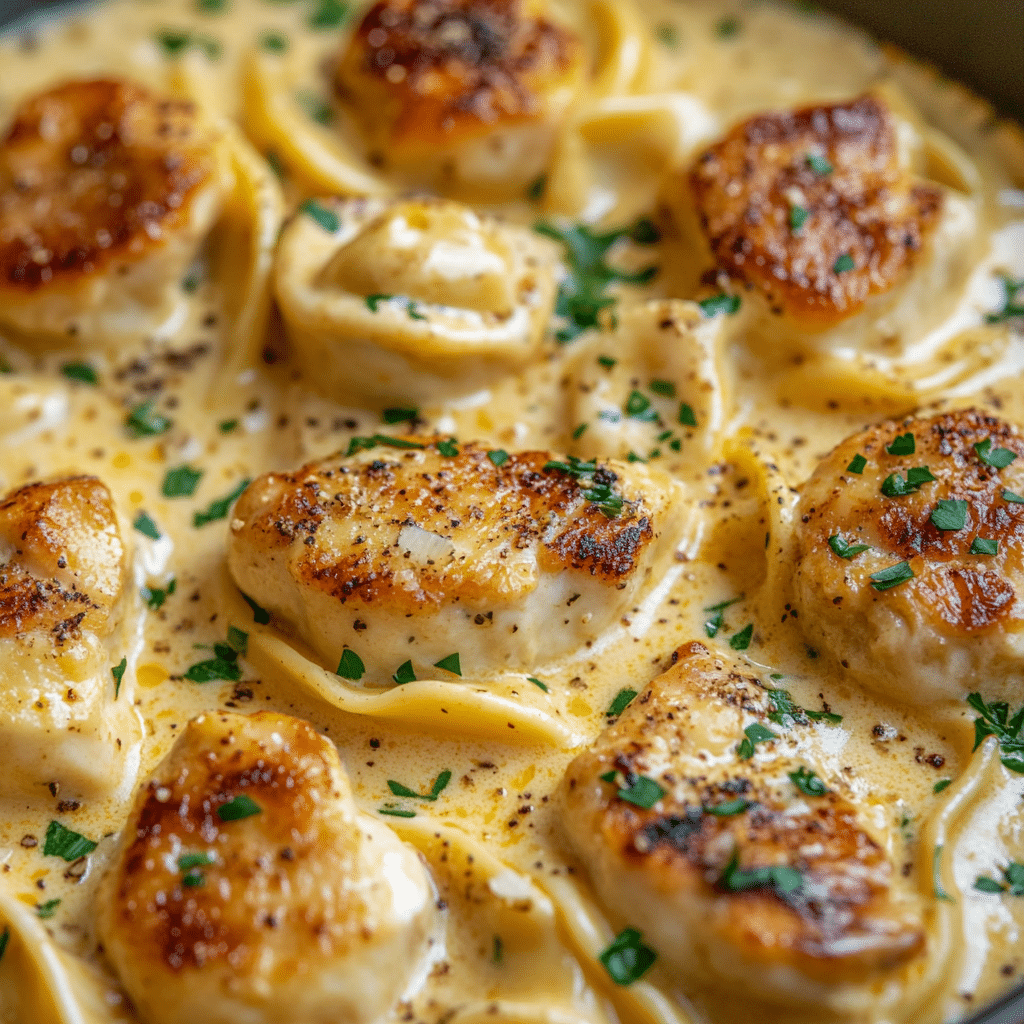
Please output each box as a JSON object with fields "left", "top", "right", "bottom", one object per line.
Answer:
{"left": 0, "top": 2, "right": 1022, "bottom": 1023}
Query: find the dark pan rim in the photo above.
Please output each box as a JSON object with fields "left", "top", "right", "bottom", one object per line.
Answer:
{"left": 0, "top": 1, "right": 1021, "bottom": 1022}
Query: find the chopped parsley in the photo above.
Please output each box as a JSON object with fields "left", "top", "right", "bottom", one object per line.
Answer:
{"left": 624, "top": 390, "right": 658, "bottom": 422}
{"left": 607, "top": 687, "right": 638, "bottom": 717}
{"left": 0, "top": 926, "right": 8, "bottom": 963}
{"left": 382, "top": 407, "right": 418, "bottom": 425}
{"left": 162, "top": 465, "right": 203, "bottom": 498}
{"left": 572, "top": 423, "right": 588, "bottom": 440}
{"left": 242, "top": 592, "right": 271, "bottom": 625}
{"left": 617, "top": 775, "right": 664, "bottom": 809}
{"left": 387, "top": 771, "right": 451, "bottom": 802}
{"left": 1004, "top": 489, "right": 1024, "bottom": 504}
{"left": 599, "top": 928, "right": 657, "bottom": 985}
{"left": 126, "top": 401, "right": 172, "bottom": 437}
{"left": 728, "top": 623, "right": 753, "bottom": 650}
{"left": 60, "top": 362, "right": 98, "bottom": 385}
{"left": 437, "top": 438, "right": 459, "bottom": 457}
{"left": 703, "top": 594, "right": 742, "bottom": 638}
{"left": 832, "top": 253, "right": 855, "bottom": 274}
{"left": 543, "top": 456, "right": 624, "bottom": 518}
{"left": 885, "top": 432, "right": 916, "bottom": 456}
{"left": 217, "top": 795, "right": 261, "bottom": 821}
{"left": 737, "top": 722, "right": 777, "bottom": 760}
{"left": 716, "top": 16, "right": 740, "bottom": 37}
{"left": 112, "top": 656, "right": 127, "bottom": 698}
{"left": 933, "top": 779, "right": 952, "bottom": 794}
{"left": 880, "top": 466, "right": 936, "bottom": 496}
{"left": 433, "top": 652, "right": 462, "bottom": 676}
{"left": 768, "top": 688, "right": 842, "bottom": 727}
{"left": 193, "top": 478, "right": 250, "bottom": 528}
{"left": 528, "top": 676, "right": 549, "bottom": 693}
{"left": 649, "top": 379, "right": 676, "bottom": 398}
{"left": 44, "top": 820, "right": 97, "bottom": 861}
{"left": 966, "top": 692, "right": 1024, "bottom": 774}
{"left": 828, "top": 534, "right": 870, "bottom": 559}
{"left": 974, "top": 862, "right": 1024, "bottom": 896}
{"left": 378, "top": 806, "right": 416, "bottom": 818}
{"left": 719, "top": 852, "right": 802, "bottom": 895}
{"left": 487, "top": 448, "right": 510, "bottom": 467}
{"left": 930, "top": 499, "right": 967, "bottom": 532}
{"left": 178, "top": 851, "right": 216, "bottom": 888}
{"left": 806, "top": 152, "right": 833, "bottom": 175}
{"left": 970, "top": 537, "right": 998, "bottom": 556}
{"left": 219, "top": 419, "right": 239, "bottom": 433}
{"left": 227, "top": 626, "right": 248, "bottom": 654}
{"left": 526, "top": 175, "right": 546, "bottom": 201}
{"left": 869, "top": 560, "right": 915, "bottom": 591}
{"left": 36, "top": 899, "right": 61, "bottom": 919}
{"left": 846, "top": 454, "right": 867, "bottom": 474}
{"left": 533, "top": 218, "right": 659, "bottom": 344}
{"left": 789, "top": 204, "right": 809, "bottom": 233}
{"left": 492, "top": 934, "right": 504, "bottom": 964}
{"left": 155, "top": 29, "right": 221, "bottom": 59}
{"left": 655, "top": 23, "right": 678, "bottom": 46}
{"left": 197, "top": 0, "right": 227, "bottom": 11}
{"left": 704, "top": 797, "right": 751, "bottom": 816}
{"left": 345, "top": 434, "right": 425, "bottom": 456}
{"left": 308, "top": 0, "right": 348, "bottom": 29}
{"left": 597, "top": 355, "right": 617, "bottom": 369}
{"left": 183, "top": 646, "right": 242, "bottom": 683}
{"left": 366, "top": 293, "right": 393, "bottom": 312}
{"left": 296, "top": 91, "right": 334, "bottom": 125}
{"left": 789, "top": 766, "right": 827, "bottom": 796}
{"left": 985, "top": 275, "right": 1024, "bottom": 324}
{"left": 301, "top": 198, "right": 339, "bottom": 233}
{"left": 678, "top": 402, "right": 697, "bottom": 427}
{"left": 975, "top": 437, "right": 1018, "bottom": 469}
{"left": 336, "top": 648, "right": 365, "bottom": 681}
{"left": 698, "top": 293, "right": 741, "bottom": 318}
{"left": 393, "top": 660, "right": 416, "bottom": 684}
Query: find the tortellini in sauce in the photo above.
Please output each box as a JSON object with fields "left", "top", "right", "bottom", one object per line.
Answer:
{"left": 95, "top": 710, "right": 438, "bottom": 1024}
{"left": 274, "top": 196, "right": 559, "bottom": 405}
{"left": 0, "top": 78, "right": 230, "bottom": 348}
{"left": 0, "top": 475, "right": 141, "bottom": 799}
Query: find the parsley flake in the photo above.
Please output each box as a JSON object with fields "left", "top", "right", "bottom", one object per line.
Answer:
{"left": 1004, "top": 489, "right": 1024, "bottom": 504}
{"left": 301, "top": 199, "right": 340, "bottom": 233}
{"left": 382, "top": 407, "right": 418, "bottom": 424}
{"left": 698, "top": 293, "right": 741, "bottom": 318}
{"left": 345, "top": 434, "right": 425, "bottom": 457}
{"left": 975, "top": 437, "right": 1018, "bottom": 469}
{"left": 44, "top": 820, "right": 97, "bottom": 861}
{"left": 728, "top": 623, "right": 753, "bottom": 650}
{"left": 184, "top": 649, "right": 241, "bottom": 683}
{"left": 528, "top": 676, "right": 549, "bottom": 693}
{"left": 111, "top": 656, "right": 127, "bottom": 698}
{"left": 0, "top": 927, "right": 8, "bottom": 963}
{"left": 806, "top": 152, "right": 833, "bottom": 175}
{"left": 678, "top": 402, "right": 697, "bottom": 427}
{"left": 649, "top": 379, "right": 676, "bottom": 398}
{"left": 260, "top": 30, "right": 288, "bottom": 51}
{"left": 715, "top": 16, "right": 740, "bottom": 37}
{"left": 789, "top": 204, "right": 809, "bottom": 233}
{"left": 974, "top": 862, "right": 1024, "bottom": 896}
{"left": 655, "top": 23, "right": 678, "bottom": 46}
{"left": 789, "top": 766, "right": 827, "bottom": 796}
{"left": 572, "top": 423, "right": 588, "bottom": 440}
{"left": 617, "top": 776, "right": 664, "bottom": 809}
{"left": 227, "top": 626, "right": 248, "bottom": 654}
{"left": 737, "top": 722, "right": 777, "bottom": 760}
{"left": 625, "top": 390, "right": 658, "bottom": 422}
{"left": 36, "top": 899, "right": 61, "bottom": 919}
{"left": 387, "top": 771, "right": 451, "bottom": 802}
{"left": 828, "top": 534, "right": 870, "bottom": 559}
{"left": 218, "top": 419, "right": 239, "bottom": 433}
{"left": 880, "top": 466, "right": 936, "bottom": 496}
{"left": 393, "top": 660, "right": 416, "bottom": 684}
{"left": 985, "top": 276, "right": 1024, "bottom": 325}
{"left": 885, "top": 432, "right": 916, "bottom": 456}
{"left": 526, "top": 175, "right": 546, "bottom": 201}
{"left": 336, "top": 648, "right": 365, "bottom": 680}
{"left": 869, "top": 561, "right": 915, "bottom": 591}
{"left": 242, "top": 592, "right": 270, "bottom": 624}
{"left": 704, "top": 798, "right": 751, "bottom": 816}
{"left": 966, "top": 692, "right": 1024, "bottom": 774}
{"left": 60, "top": 362, "right": 98, "bottom": 385}
{"left": 930, "top": 499, "right": 967, "bottom": 532}
{"left": 607, "top": 687, "right": 638, "bottom": 717}
{"left": 378, "top": 806, "right": 416, "bottom": 818}
{"left": 597, "top": 355, "right": 617, "bottom": 369}
{"left": 934, "top": 779, "right": 952, "bottom": 794}
{"left": 846, "top": 454, "right": 867, "bottom": 474}
{"left": 543, "top": 455, "right": 624, "bottom": 518}
{"left": 487, "top": 448, "right": 510, "bottom": 467}
{"left": 719, "top": 852, "right": 802, "bottom": 895}
{"left": 436, "top": 438, "right": 459, "bottom": 457}
{"left": 308, "top": 0, "right": 348, "bottom": 29}
{"left": 194, "top": 478, "right": 250, "bottom": 528}
{"left": 126, "top": 401, "right": 172, "bottom": 437}
{"left": 217, "top": 795, "right": 261, "bottom": 821}
{"left": 433, "top": 652, "right": 462, "bottom": 676}
{"left": 599, "top": 928, "right": 657, "bottom": 986}
{"left": 833, "top": 253, "right": 855, "bottom": 274}
{"left": 162, "top": 465, "right": 203, "bottom": 498}
{"left": 971, "top": 537, "right": 999, "bottom": 555}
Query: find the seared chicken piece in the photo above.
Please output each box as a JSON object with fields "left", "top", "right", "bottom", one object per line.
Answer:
{"left": 681, "top": 94, "right": 946, "bottom": 330}
{"left": 228, "top": 440, "right": 689, "bottom": 680}
{"left": 560, "top": 641, "right": 925, "bottom": 1010}
{"left": 0, "top": 476, "right": 140, "bottom": 798}
{"left": 96, "top": 711, "right": 438, "bottom": 1024}
{"left": 274, "top": 196, "right": 559, "bottom": 405}
{"left": 335, "top": 0, "right": 585, "bottom": 194}
{"left": 0, "top": 79, "right": 226, "bottom": 346}
{"left": 792, "top": 408, "right": 1024, "bottom": 705}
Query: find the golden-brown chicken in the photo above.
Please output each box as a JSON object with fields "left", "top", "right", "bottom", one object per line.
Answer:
{"left": 559, "top": 641, "right": 925, "bottom": 1010}
{"left": 335, "top": 0, "right": 585, "bottom": 194}
{"left": 227, "top": 439, "right": 689, "bottom": 681}
{"left": 792, "top": 408, "right": 1024, "bottom": 705}
{"left": 0, "top": 78, "right": 226, "bottom": 345}
{"left": 684, "top": 94, "right": 943, "bottom": 328}
{"left": 96, "top": 710, "right": 438, "bottom": 1024}
{"left": 0, "top": 476, "right": 141, "bottom": 798}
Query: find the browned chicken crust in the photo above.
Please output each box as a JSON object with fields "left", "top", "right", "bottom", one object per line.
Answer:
{"left": 0, "top": 79, "right": 216, "bottom": 290}
{"left": 0, "top": 476, "right": 123, "bottom": 640}
{"left": 561, "top": 641, "right": 925, "bottom": 989}
{"left": 689, "top": 94, "right": 943, "bottom": 325}
{"left": 336, "top": 0, "right": 581, "bottom": 155}
{"left": 232, "top": 440, "right": 656, "bottom": 614}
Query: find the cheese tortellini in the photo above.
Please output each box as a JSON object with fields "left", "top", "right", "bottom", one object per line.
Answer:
{"left": 96, "top": 710, "right": 438, "bottom": 1024}
{"left": 0, "top": 475, "right": 141, "bottom": 799}
{"left": 274, "top": 196, "right": 559, "bottom": 405}
{"left": 559, "top": 641, "right": 926, "bottom": 1013}
{"left": 0, "top": 78, "right": 229, "bottom": 347}
{"left": 227, "top": 439, "right": 690, "bottom": 682}
{"left": 335, "top": 0, "right": 586, "bottom": 197}
{"left": 791, "top": 408, "right": 1024, "bottom": 706}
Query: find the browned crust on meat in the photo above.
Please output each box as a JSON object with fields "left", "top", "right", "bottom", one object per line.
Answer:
{"left": 105, "top": 712, "right": 363, "bottom": 975}
{"left": 336, "top": 0, "right": 581, "bottom": 154}
{"left": 233, "top": 441, "right": 659, "bottom": 611}
{"left": 798, "top": 409, "right": 1024, "bottom": 634}
{"left": 0, "top": 79, "right": 215, "bottom": 290}
{"left": 689, "top": 94, "right": 943, "bottom": 325}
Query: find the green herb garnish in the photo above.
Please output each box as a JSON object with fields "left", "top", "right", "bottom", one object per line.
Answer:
{"left": 832, "top": 253, "right": 855, "bottom": 274}
{"left": 437, "top": 438, "right": 459, "bottom": 457}
{"left": 970, "top": 537, "right": 998, "bottom": 555}
{"left": 162, "top": 465, "right": 203, "bottom": 498}
{"left": 543, "top": 455, "right": 624, "bottom": 518}
{"left": 607, "top": 687, "right": 638, "bottom": 717}
{"left": 345, "top": 434, "right": 425, "bottom": 457}
{"left": 217, "top": 795, "right": 261, "bottom": 821}
{"left": 649, "top": 379, "right": 676, "bottom": 398}
{"left": 112, "top": 656, "right": 127, "bottom": 698}
{"left": 44, "top": 821, "right": 97, "bottom": 861}
{"left": 382, "top": 407, "right": 417, "bottom": 424}
{"left": 869, "top": 561, "right": 915, "bottom": 591}
{"left": 789, "top": 204, "right": 809, "bottom": 233}
{"left": 975, "top": 437, "right": 1018, "bottom": 469}
{"left": 301, "top": 198, "right": 339, "bottom": 232}
{"left": 393, "top": 660, "right": 416, "bottom": 684}
{"left": 716, "top": 16, "right": 740, "bottom": 37}
{"left": 737, "top": 722, "right": 777, "bottom": 760}
{"left": 789, "top": 766, "right": 827, "bottom": 796}
{"left": 378, "top": 806, "right": 416, "bottom": 818}
{"left": 886, "top": 432, "right": 916, "bottom": 456}
{"left": 487, "top": 449, "right": 509, "bottom": 467}
{"left": 934, "top": 779, "right": 951, "bottom": 794}
{"left": 698, "top": 293, "right": 741, "bottom": 318}
{"left": 599, "top": 928, "right": 657, "bottom": 986}
{"left": 719, "top": 852, "right": 802, "bottom": 895}
{"left": 828, "top": 534, "right": 870, "bottom": 559}
{"left": 433, "top": 653, "right": 462, "bottom": 676}
{"left": 528, "top": 676, "right": 549, "bottom": 693}
{"left": 984, "top": 276, "right": 1024, "bottom": 325}
{"left": 296, "top": 91, "right": 334, "bottom": 125}
{"left": 126, "top": 401, "right": 172, "bottom": 437}
{"left": 846, "top": 454, "right": 867, "bottom": 474}
{"left": 618, "top": 776, "right": 664, "bottom": 809}
{"left": 930, "top": 499, "right": 967, "bottom": 532}
{"left": 183, "top": 648, "right": 242, "bottom": 683}
{"left": 60, "top": 362, "right": 98, "bottom": 385}
{"left": 336, "top": 648, "right": 365, "bottom": 680}
{"left": 308, "top": 0, "right": 348, "bottom": 29}
{"left": 729, "top": 623, "right": 753, "bottom": 650}
{"left": 36, "top": 899, "right": 61, "bottom": 919}
{"left": 806, "top": 152, "right": 833, "bottom": 175}
{"left": 1003, "top": 490, "right": 1024, "bottom": 504}
{"left": 966, "top": 692, "right": 1024, "bottom": 773}
{"left": 194, "top": 478, "right": 250, "bottom": 528}
{"left": 242, "top": 592, "right": 270, "bottom": 625}
{"left": 387, "top": 771, "right": 451, "bottom": 802}
{"left": 704, "top": 798, "right": 751, "bottom": 816}
{"left": 880, "top": 466, "right": 936, "bottom": 496}
{"left": 974, "top": 862, "right": 1024, "bottom": 896}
